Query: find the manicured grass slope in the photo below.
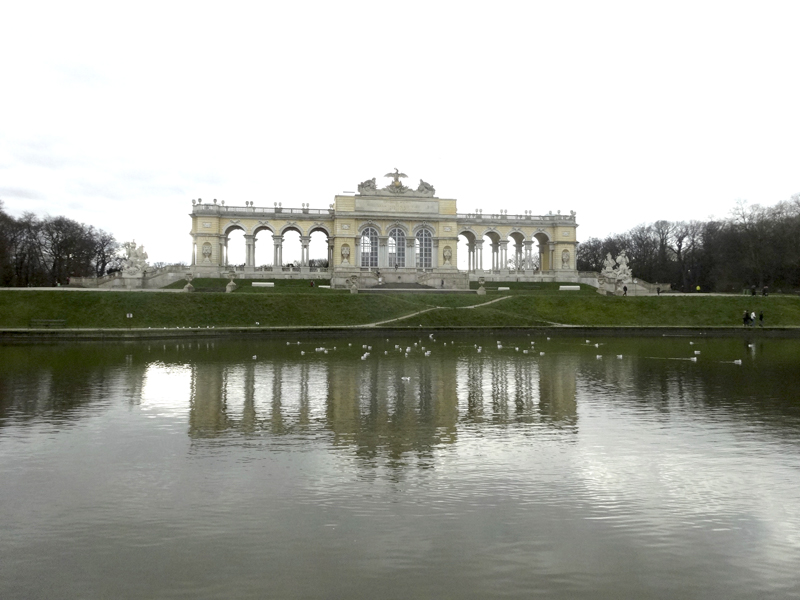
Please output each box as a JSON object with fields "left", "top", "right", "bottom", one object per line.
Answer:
{"left": 1, "top": 288, "right": 797, "bottom": 328}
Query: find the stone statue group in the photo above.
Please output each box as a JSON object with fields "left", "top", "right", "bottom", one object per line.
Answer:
{"left": 599, "top": 251, "right": 633, "bottom": 294}
{"left": 122, "top": 240, "right": 149, "bottom": 276}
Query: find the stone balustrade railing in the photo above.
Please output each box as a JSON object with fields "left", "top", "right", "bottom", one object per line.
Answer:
{"left": 192, "top": 205, "right": 333, "bottom": 216}
{"left": 456, "top": 212, "right": 576, "bottom": 222}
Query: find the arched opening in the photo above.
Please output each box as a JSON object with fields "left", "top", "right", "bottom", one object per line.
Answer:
{"left": 281, "top": 229, "right": 301, "bottom": 269}
{"left": 360, "top": 227, "right": 379, "bottom": 268}
{"left": 254, "top": 228, "right": 274, "bottom": 270}
{"left": 415, "top": 229, "right": 432, "bottom": 269}
{"left": 483, "top": 231, "right": 501, "bottom": 272}
{"left": 533, "top": 232, "right": 550, "bottom": 272}
{"left": 309, "top": 229, "right": 329, "bottom": 269}
{"left": 508, "top": 232, "right": 525, "bottom": 272}
{"left": 388, "top": 227, "right": 406, "bottom": 268}
{"left": 458, "top": 231, "right": 477, "bottom": 272}
{"left": 225, "top": 227, "right": 246, "bottom": 268}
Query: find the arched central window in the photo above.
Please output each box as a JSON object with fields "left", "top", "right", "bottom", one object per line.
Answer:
{"left": 388, "top": 228, "right": 405, "bottom": 267}
{"left": 415, "top": 229, "right": 432, "bottom": 268}
{"left": 360, "top": 227, "right": 378, "bottom": 268}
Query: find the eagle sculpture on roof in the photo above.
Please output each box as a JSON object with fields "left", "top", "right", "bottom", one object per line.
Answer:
{"left": 384, "top": 168, "right": 407, "bottom": 186}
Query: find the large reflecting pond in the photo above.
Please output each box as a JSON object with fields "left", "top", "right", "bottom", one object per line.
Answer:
{"left": 1, "top": 334, "right": 799, "bottom": 599}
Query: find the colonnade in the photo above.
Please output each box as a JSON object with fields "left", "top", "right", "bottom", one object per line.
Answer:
{"left": 196, "top": 230, "right": 334, "bottom": 269}
{"left": 463, "top": 237, "right": 557, "bottom": 272}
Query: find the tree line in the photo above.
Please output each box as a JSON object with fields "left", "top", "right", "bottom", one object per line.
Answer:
{"left": 576, "top": 195, "right": 800, "bottom": 292}
{"left": 0, "top": 201, "right": 119, "bottom": 286}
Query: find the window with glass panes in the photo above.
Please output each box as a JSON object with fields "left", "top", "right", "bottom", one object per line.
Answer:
{"left": 360, "top": 227, "right": 378, "bottom": 268}
{"left": 388, "top": 228, "right": 405, "bottom": 267}
{"left": 415, "top": 229, "right": 432, "bottom": 268}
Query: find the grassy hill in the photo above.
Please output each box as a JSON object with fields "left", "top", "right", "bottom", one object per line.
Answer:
{"left": 0, "top": 279, "right": 797, "bottom": 329}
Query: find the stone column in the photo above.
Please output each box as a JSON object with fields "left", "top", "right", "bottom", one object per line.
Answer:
{"left": 218, "top": 236, "right": 225, "bottom": 267}
{"left": 244, "top": 235, "right": 255, "bottom": 268}
{"left": 406, "top": 239, "right": 415, "bottom": 269}
{"left": 467, "top": 241, "right": 475, "bottom": 272}
{"left": 499, "top": 240, "right": 508, "bottom": 271}
{"left": 328, "top": 240, "right": 334, "bottom": 269}
{"left": 432, "top": 239, "right": 439, "bottom": 269}
{"left": 476, "top": 240, "right": 484, "bottom": 272}
{"left": 354, "top": 239, "right": 361, "bottom": 268}
{"left": 524, "top": 241, "right": 533, "bottom": 271}
{"left": 191, "top": 240, "right": 196, "bottom": 266}
{"left": 274, "top": 237, "right": 282, "bottom": 270}
{"left": 548, "top": 243, "right": 555, "bottom": 272}
{"left": 300, "top": 236, "right": 310, "bottom": 267}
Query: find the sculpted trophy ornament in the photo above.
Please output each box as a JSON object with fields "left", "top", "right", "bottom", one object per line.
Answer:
{"left": 417, "top": 179, "right": 435, "bottom": 195}
{"left": 357, "top": 177, "right": 377, "bottom": 194}
{"left": 340, "top": 244, "right": 351, "bottom": 265}
{"left": 384, "top": 168, "right": 409, "bottom": 193}
{"left": 355, "top": 169, "right": 436, "bottom": 197}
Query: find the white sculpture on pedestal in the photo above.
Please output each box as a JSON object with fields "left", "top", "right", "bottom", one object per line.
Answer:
{"left": 122, "top": 240, "right": 149, "bottom": 276}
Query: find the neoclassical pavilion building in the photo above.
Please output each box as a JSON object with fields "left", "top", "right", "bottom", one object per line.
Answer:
{"left": 189, "top": 170, "right": 580, "bottom": 289}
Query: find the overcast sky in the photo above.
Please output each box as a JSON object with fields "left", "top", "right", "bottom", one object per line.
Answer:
{"left": 1, "top": 0, "right": 798, "bottom": 266}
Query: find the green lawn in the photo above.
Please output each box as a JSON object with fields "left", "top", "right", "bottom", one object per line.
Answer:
{"left": 1, "top": 286, "right": 797, "bottom": 329}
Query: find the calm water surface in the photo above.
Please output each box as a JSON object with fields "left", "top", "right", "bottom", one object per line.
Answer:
{"left": 1, "top": 334, "right": 799, "bottom": 599}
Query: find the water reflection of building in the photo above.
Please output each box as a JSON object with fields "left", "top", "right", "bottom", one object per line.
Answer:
{"left": 186, "top": 348, "right": 578, "bottom": 450}
{"left": 456, "top": 352, "right": 578, "bottom": 426}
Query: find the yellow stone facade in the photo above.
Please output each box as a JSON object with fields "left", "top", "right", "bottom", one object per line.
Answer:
{"left": 189, "top": 179, "right": 579, "bottom": 289}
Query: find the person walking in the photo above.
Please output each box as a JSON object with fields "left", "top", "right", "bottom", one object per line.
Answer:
{"left": 759, "top": 311, "right": 764, "bottom": 327}
{"left": 623, "top": 285, "right": 628, "bottom": 296}
{"left": 750, "top": 311, "right": 756, "bottom": 327}
{"left": 743, "top": 310, "right": 750, "bottom": 327}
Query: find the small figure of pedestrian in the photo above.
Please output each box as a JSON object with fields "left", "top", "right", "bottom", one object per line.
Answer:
{"left": 762, "top": 286, "right": 769, "bottom": 297}
{"left": 750, "top": 311, "right": 756, "bottom": 327}
{"left": 751, "top": 285, "right": 757, "bottom": 296}
{"left": 759, "top": 311, "right": 764, "bottom": 327}
{"left": 656, "top": 286, "right": 661, "bottom": 296}
{"left": 743, "top": 310, "right": 750, "bottom": 327}
{"left": 310, "top": 280, "right": 315, "bottom": 287}
{"left": 623, "top": 285, "right": 628, "bottom": 296}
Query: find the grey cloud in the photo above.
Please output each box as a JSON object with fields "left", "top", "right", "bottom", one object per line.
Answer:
{"left": 10, "top": 139, "right": 75, "bottom": 170}
{"left": 0, "top": 187, "right": 45, "bottom": 200}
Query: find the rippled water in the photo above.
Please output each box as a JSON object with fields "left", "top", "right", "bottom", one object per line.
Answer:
{"left": 1, "top": 334, "right": 799, "bottom": 599}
